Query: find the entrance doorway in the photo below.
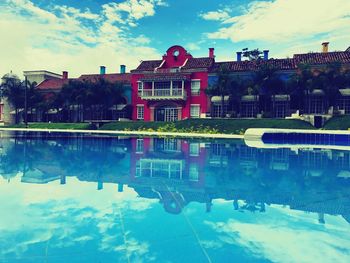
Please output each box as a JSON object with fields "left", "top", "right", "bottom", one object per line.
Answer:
{"left": 155, "top": 107, "right": 178, "bottom": 122}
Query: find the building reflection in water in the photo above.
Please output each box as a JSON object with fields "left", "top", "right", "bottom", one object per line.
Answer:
{"left": 1, "top": 132, "right": 350, "bottom": 224}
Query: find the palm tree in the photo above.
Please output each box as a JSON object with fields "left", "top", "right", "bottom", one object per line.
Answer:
{"left": 314, "top": 63, "right": 345, "bottom": 110}
{"left": 252, "top": 64, "right": 284, "bottom": 116}
{"left": 287, "top": 64, "right": 316, "bottom": 114}
{"left": 1, "top": 76, "right": 24, "bottom": 124}
{"left": 206, "top": 68, "right": 234, "bottom": 118}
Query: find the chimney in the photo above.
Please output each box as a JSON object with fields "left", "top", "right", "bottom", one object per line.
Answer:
{"left": 236, "top": 51, "right": 242, "bottom": 62}
{"left": 120, "top": 65, "right": 126, "bottom": 74}
{"left": 62, "top": 71, "right": 68, "bottom": 80}
{"left": 209, "top": 48, "right": 215, "bottom": 58}
{"left": 100, "top": 66, "right": 106, "bottom": 75}
{"left": 263, "top": 50, "right": 269, "bottom": 61}
{"left": 322, "top": 42, "right": 329, "bottom": 53}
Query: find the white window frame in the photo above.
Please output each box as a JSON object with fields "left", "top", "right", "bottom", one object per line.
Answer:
{"left": 137, "top": 81, "right": 144, "bottom": 96}
{"left": 137, "top": 105, "right": 144, "bottom": 120}
{"left": 136, "top": 139, "right": 144, "bottom": 154}
{"left": 189, "top": 143, "right": 200, "bottom": 156}
{"left": 189, "top": 164, "right": 199, "bottom": 181}
{"left": 191, "top": 80, "right": 201, "bottom": 96}
{"left": 190, "top": 104, "right": 200, "bottom": 118}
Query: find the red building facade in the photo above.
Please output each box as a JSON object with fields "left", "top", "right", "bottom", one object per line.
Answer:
{"left": 131, "top": 45, "right": 214, "bottom": 121}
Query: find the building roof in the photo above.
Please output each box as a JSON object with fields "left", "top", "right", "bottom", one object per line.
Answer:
{"left": 293, "top": 52, "right": 350, "bottom": 65}
{"left": 36, "top": 79, "right": 69, "bottom": 91}
{"left": 212, "top": 58, "right": 296, "bottom": 72}
{"left": 346, "top": 47, "right": 350, "bottom": 52}
{"left": 134, "top": 60, "right": 163, "bottom": 71}
{"left": 182, "top": 57, "right": 214, "bottom": 69}
{"left": 78, "top": 73, "right": 131, "bottom": 83}
{"left": 134, "top": 57, "right": 215, "bottom": 72}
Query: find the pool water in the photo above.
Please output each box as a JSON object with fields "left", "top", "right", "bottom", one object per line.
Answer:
{"left": 0, "top": 132, "right": 350, "bottom": 263}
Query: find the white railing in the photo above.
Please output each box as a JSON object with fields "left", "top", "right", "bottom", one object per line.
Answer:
{"left": 141, "top": 88, "right": 185, "bottom": 99}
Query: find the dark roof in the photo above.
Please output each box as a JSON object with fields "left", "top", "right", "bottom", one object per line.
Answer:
{"left": 346, "top": 47, "right": 350, "bottom": 52}
{"left": 293, "top": 52, "right": 350, "bottom": 65}
{"left": 212, "top": 58, "right": 296, "bottom": 72}
{"left": 133, "top": 58, "right": 214, "bottom": 72}
{"left": 36, "top": 79, "right": 69, "bottom": 91}
{"left": 134, "top": 60, "right": 163, "bottom": 71}
{"left": 78, "top": 73, "right": 131, "bottom": 83}
{"left": 182, "top": 57, "right": 214, "bottom": 69}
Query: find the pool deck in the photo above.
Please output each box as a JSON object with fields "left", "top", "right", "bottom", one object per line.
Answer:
{"left": 0, "top": 128, "right": 244, "bottom": 139}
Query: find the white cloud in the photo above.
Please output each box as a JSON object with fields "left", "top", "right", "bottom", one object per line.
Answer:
{"left": 205, "top": 205, "right": 350, "bottom": 263}
{"left": 0, "top": 0, "right": 166, "bottom": 78}
{"left": 102, "top": 0, "right": 167, "bottom": 26}
{"left": 187, "top": 42, "right": 201, "bottom": 51}
{"left": 203, "top": 0, "right": 350, "bottom": 46}
{"left": 199, "top": 10, "right": 230, "bottom": 21}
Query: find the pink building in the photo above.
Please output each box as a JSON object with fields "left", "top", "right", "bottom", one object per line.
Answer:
{"left": 131, "top": 45, "right": 214, "bottom": 121}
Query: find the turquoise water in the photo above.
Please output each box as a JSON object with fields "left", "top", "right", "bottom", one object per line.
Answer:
{"left": 0, "top": 132, "right": 350, "bottom": 263}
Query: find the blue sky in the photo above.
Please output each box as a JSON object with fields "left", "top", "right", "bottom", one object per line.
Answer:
{"left": 0, "top": 0, "right": 350, "bottom": 77}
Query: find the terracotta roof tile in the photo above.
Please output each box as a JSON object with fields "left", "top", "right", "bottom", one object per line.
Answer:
{"left": 182, "top": 57, "right": 214, "bottom": 69}
{"left": 134, "top": 60, "right": 163, "bottom": 71}
{"left": 36, "top": 79, "right": 69, "bottom": 91}
{"left": 212, "top": 58, "right": 296, "bottom": 72}
{"left": 293, "top": 52, "right": 350, "bottom": 65}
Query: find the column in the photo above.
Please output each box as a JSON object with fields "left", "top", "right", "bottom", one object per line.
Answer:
{"left": 152, "top": 81, "right": 155, "bottom": 96}
{"left": 150, "top": 107, "right": 155, "bottom": 121}
{"left": 177, "top": 107, "right": 182, "bottom": 120}
{"left": 181, "top": 81, "right": 184, "bottom": 96}
{"left": 170, "top": 80, "right": 173, "bottom": 96}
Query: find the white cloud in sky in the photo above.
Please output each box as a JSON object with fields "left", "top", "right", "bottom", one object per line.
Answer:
{"left": 205, "top": 205, "right": 350, "bottom": 263}
{"left": 199, "top": 10, "right": 230, "bottom": 21}
{"left": 0, "top": 0, "right": 166, "bottom": 78}
{"left": 202, "top": 0, "right": 350, "bottom": 50}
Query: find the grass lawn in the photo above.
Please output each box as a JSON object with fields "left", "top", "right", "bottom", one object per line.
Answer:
{"left": 5, "top": 122, "right": 92, "bottom": 130}
{"left": 323, "top": 116, "right": 350, "bottom": 130}
{"left": 100, "top": 118, "right": 315, "bottom": 134}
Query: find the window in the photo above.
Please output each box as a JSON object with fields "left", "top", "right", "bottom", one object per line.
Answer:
{"left": 137, "top": 105, "right": 144, "bottom": 120}
{"left": 137, "top": 82, "right": 143, "bottom": 96}
{"left": 190, "top": 105, "right": 200, "bottom": 118}
{"left": 136, "top": 139, "right": 144, "bottom": 153}
{"left": 189, "top": 164, "right": 199, "bottom": 181}
{"left": 191, "top": 80, "right": 200, "bottom": 95}
{"left": 189, "top": 143, "right": 200, "bottom": 156}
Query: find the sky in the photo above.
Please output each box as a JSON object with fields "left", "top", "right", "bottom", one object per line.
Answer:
{"left": 0, "top": 0, "right": 350, "bottom": 78}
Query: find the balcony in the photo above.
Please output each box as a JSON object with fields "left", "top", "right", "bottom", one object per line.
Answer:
{"left": 140, "top": 87, "right": 186, "bottom": 100}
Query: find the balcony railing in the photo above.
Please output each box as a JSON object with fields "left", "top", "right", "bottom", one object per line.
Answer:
{"left": 140, "top": 88, "right": 186, "bottom": 100}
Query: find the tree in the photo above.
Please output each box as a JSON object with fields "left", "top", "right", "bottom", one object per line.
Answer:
{"left": 59, "top": 78, "right": 126, "bottom": 122}
{"left": 314, "top": 63, "right": 346, "bottom": 108}
{"left": 287, "top": 64, "right": 317, "bottom": 113}
{"left": 242, "top": 48, "right": 264, "bottom": 61}
{"left": 1, "top": 76, "right": 24, "bottom": 124}
{"left": 252, "top": 65, "right": 285, "bottom": 115}
{"left": 206, "top": 68, "right": 235, "bottom": 118}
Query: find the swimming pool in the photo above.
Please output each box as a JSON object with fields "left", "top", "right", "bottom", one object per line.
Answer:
{"left": 0, "top": 131, "right": 349, "bottom": 262}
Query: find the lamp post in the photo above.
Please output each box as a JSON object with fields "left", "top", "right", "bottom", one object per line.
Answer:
{"left": 24, "top": 76, "right": 28, "bottom": 128}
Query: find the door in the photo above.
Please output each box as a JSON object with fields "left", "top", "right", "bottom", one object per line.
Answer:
{"left": 155, "top": 107, "right": 178, "bottom": 122}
